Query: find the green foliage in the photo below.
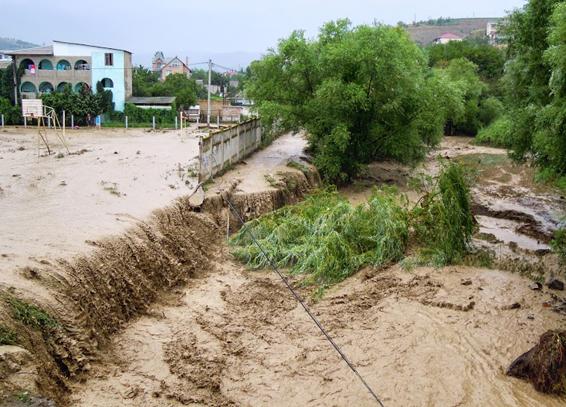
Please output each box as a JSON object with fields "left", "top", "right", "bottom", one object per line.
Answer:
{"left": 551, "top": 228, "right": 566, "bottom": 264}
{"left": 231, "top": 188, "right": 409, "bottom": 286}
{"left": 232, "top": 163, "right": 473, "bottom": 285}
{"left": 478, "top": 96, "right": 504, "bottom": 125}
{"left": 132, "top": 66, "right": 160, "bottom": 96}
{"left": 41, "top": 84, "right": 110, "bottom": 124}
{"left": 0, "top": 66, "right": 15, "bottom": 102}
{"left": 0, "top": 96, "right": 21, "bottom": 124}
{"left": 427, "top": 40, "right": 506, "bottom": 81}
{"left": 413, "top": 17, "right": 456, "bottom": 26}
{"left": 0, "top": 324, "right": 18, "bottom": 345}
{"left": 412, "top": 162, "right": 474, "bottom": 265}
{"left": 502, "top": 0, "right": 566, "bottom": 176}
{"left": 439, "top": 58, "right": 489, "bottom": 135}
{"left": 247, "top": 20, "right": 451, "bottom": 182}
{"left": 123, "top": 103, "right": 176, "bottom": 125}
{"left": 7, "top": 297, "right": 58, "bottom": 330}
{"left": 133, "top": 68, "right": 197, "bottom": 109}
{"left": 475, "top": 115, "right": 513, "bottom": 147}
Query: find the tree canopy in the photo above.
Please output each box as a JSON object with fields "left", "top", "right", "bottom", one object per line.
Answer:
{"left": 500, "top": 0, "right": 566, "bottom": 174}
{"left": 247, "top": 19, "right": 463, "bottom": 182}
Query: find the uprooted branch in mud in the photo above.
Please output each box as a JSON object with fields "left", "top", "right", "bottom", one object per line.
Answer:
{"left": 231, "top": 161, "right": 474, "bottom": 287}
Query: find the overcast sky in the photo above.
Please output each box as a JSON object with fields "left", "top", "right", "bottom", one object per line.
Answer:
{"left": 2, "top": 0, "right": 526, "bottom": 68}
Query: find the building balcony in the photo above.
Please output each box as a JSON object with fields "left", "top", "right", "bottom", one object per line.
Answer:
{"left": 22, "top": 69, "right": 91, "bottom": 83}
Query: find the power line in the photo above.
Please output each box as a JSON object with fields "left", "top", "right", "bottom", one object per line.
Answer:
{"left": 221, "top": 194, "right": 385, "bottom": 406}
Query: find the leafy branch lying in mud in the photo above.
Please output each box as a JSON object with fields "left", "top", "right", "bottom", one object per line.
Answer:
{"left": 231, "top": 162, "right": 474, "bottom": 287}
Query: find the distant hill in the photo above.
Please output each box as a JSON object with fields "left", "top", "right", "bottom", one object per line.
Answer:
{"left": 0, "top": 37, "right": 38, "bottom": 51}
{"left": 404, "top": 18, "right": 500, "bottom": 45}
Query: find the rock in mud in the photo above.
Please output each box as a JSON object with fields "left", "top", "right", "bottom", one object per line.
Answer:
{"left": 546, "top": 278, "right": 565, "bottom": 291}
{"left": 529, "top": 282, "right": 543, "bottom": 291}
{"left": 507, "top": 330, "right": 566, "bottom": 394}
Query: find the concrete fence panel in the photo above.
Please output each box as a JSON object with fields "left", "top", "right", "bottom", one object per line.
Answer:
{"left": 198, "top": 118, "right": 261, "bottom": 183}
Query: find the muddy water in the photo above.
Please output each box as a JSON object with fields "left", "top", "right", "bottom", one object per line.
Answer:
{"left": 71, "top": 251, "right": 566, "bottom": 406}
{"left": 0, "top": 127, "right": 200, "bottom": 296}
{"left": 443, "top": 138, "right": 565, "bottom": 254}
{"left": 17, "top": 134, "right": 566, "bottom": 406}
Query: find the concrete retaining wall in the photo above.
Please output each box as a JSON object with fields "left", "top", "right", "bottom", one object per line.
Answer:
{"left": 198, "top": 118, "right": 261, "bottom": 182}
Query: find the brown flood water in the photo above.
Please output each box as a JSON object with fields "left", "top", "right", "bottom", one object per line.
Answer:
{"left": 69, "top": 136, "right": 566, "bottom": 406}
{"left": 0, "top": 127, "right": 201, "bottom": 297}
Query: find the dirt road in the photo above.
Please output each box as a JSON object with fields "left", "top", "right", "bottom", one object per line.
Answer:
{"left": 70, "top": 136, "right": 566, "bottom": 407}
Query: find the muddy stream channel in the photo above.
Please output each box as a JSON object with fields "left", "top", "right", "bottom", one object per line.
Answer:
{"left": 2, "top": 134, "right": 566, "bottom": 407}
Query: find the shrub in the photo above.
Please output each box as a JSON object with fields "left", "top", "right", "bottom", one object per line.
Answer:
{"left": 478, "top": 97, "right": 504, "bottom": 127}
{"left": 0, "top": 97, "right": 21, "bottom": 125}
{"left": 475, "top": 116, "right": 513, "bottom": 147}
{"left": 123, "top": 103, "right": 176, "bottom": 126}
{"left": 412, "top": 162, "right": 474, "bottom": 265}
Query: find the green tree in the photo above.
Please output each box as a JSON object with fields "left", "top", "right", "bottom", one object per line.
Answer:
{"left": 247, "top": 19, "right": 452, "bottom": 182}
{"left": 153, "top": 73, "right": 197, "bottom": 108}
{"left": 428, "top": 40, "right": 506, "bottom": 82}
{"left": 132, "top": 66, "right": 159, "bottom": 96}
{"left": 502, "top": 0, "right": 566, "bottom": 174}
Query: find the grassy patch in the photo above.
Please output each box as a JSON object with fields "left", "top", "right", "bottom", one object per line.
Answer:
{"left": 0, "top": 324, "right": 18, "bottom": 345}
{"left": 7, "top": 297, "right": 58, "bottom": 330}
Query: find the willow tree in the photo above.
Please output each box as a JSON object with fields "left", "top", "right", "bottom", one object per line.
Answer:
{"left": 247, "top": 19, "right": 454, "bottom": 182}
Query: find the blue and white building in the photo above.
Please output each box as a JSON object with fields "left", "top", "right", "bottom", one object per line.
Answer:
{"left": 5, "top": 40, "right": 133, "bottom": 111}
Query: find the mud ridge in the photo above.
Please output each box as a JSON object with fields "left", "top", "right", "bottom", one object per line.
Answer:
{"left": 0, "top": 168, "right": 319, "bottom": 405}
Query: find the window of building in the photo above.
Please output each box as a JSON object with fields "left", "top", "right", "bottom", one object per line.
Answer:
{"left": 105, "top": 53, "right": 114, "bottom": 66}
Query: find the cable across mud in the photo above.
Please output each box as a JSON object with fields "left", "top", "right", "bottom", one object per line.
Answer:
{"left": 223, "top": 194, "right": 386, "bottom": 406}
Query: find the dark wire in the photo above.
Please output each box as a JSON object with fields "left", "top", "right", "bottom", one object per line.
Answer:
{"left": 222, "top": 195, "right": 385, "bottom": 407}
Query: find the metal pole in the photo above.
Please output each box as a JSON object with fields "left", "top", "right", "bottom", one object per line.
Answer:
{"left": 1, "top": 114, "right": 4, "bottom": 128}
{"left": 24, "top": 116, "right": 27, "bottom": 128}
{"left": 125, "top": 116, "right": 128, "bottom": 129}
{"left": 175, "top": 116, "right": 178, "bottom": 130}
{"left": 71, "top": 114, "right": 74, "bottom": 129}
{"left": 152, "top": 116, "right": 155, "bottom": 130}
{"left": 48, "top": 116, "right": 51, "bottom": 129}
{"left": 207, "top": 59, "right": 212, "bottom": 127}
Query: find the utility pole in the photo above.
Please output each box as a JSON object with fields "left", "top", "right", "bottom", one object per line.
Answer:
{"left": 207, "top": 59, "right": 212, "bottom": 127}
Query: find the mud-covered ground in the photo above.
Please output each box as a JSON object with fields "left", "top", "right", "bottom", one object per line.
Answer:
{"left": 69, "top": 136, "right": 566, "bottom": 407}
{"left": 0, "top": 126, "right": 203, "bottom": 297}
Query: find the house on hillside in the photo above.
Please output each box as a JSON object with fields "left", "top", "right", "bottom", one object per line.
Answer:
{"left": 4, "top": 40, "right": 133, "bottom": 111}
{"left": 151, "top": 51, "right": 191, "bottom": 81}
{"left": 486, "top": 22, "right": 502, "bottom": 45}
{"left": 433, "top": 32, "right": 463, "bottom": 45}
